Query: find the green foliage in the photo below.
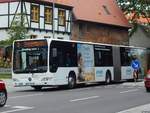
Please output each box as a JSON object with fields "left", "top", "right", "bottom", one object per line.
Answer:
{"left": 117, "top": 0, "right": 150, "bottom": 36}
{"left": 0, "top": 39, "right": 11, "bottom": 46}
{"left": 0, "top": 13, "right": 28, "bottom": 46}
{"left": 0, "top": 73, "right": 11, "bottom": 79}
{"left": 7, "top": 13, "right": 28, "bottom": 44}
{"left": 0, "top": 57, "right": 11, "bottom": 68}
{"left": 117, "top": 0, "right": 150, "bottom": 22}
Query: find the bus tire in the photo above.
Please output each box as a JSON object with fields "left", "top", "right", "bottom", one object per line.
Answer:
{"left": 105, "top": 71, "right": 111, "bottom": 85}
{"left": 68, "top": 74, "right": 76, "bottom": 89}
{"left": 31, "top": 86, "right": 42, "bottom": 91}
{"left": 0, "top": 90, "right": 7, "bottom": 107}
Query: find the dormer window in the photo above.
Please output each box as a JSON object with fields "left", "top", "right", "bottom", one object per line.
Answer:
{"left": 31, "top": 5, "right": 39, "bottom": 22}
{"left": 58, "top": 9, "right": 66, "bottom": 26}
{"left": 103, "top": 5, "right": 111, "bottom": 15}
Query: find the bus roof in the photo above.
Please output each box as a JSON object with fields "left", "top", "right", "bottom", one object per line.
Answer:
{"left": 14, "top": 38, "right": 146, "bottom": 50}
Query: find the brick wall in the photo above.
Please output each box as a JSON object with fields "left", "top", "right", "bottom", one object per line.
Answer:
{"left": 71, "top": 21, "right": 129, "bottom": 45}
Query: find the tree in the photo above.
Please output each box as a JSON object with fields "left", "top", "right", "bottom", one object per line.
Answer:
{"left": 7, "top": 13, "right": 28, "bottom": 44}
{"left": 117, "top": 0, "right": 150, "bottom": 36}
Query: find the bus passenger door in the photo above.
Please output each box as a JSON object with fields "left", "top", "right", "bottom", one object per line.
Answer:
{"left": 113, "top": 47, "right": 121, "bottom": 81}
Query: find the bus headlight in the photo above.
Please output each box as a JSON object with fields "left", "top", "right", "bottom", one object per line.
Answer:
{"left": 41, "top": 77, "right": 53, "bottom": 81}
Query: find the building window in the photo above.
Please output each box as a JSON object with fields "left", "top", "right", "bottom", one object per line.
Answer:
{"left": 102, "top": 5, "right": 111, "bottom": 15}
{"left": 58, "top": 9, "right": 65, "bottom": 26}
{"left": 44, "top": 36, "right": 51, "bottom": 38}
{"left": 44, "top": 7, "right": 53, "bottom": 24}
{"left": 31, "top": 5, "right": 39, "bottom": 22}
{"left": 57, "top": 37, "right": 64, "bottom": 39}
{"left": 30, "top": 35, "right": 37, "bottom": 39}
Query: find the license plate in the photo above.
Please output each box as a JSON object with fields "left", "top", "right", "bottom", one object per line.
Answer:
{"left": 25, "top": 83, "right": 34, "bottom": 86}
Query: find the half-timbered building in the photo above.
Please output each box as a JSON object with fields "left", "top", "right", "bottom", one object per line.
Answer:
{"left": 0, "top": 0, "right": 72, "bottom": 40}
{"left": 0, "top": 0, "right": 131, "bottom": 45}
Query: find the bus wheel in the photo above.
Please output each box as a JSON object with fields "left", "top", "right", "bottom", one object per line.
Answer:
{"left": 0, "top": 91, "right": 7, "bottom": 107}
{"left": 105, "top": 72, "right": 111, "bottom": 85}
{"left": 31, "top": 86, "right": 42, "bottom": 91}
{"left": 68, "top": 76, "right": 76, "bottom": 89}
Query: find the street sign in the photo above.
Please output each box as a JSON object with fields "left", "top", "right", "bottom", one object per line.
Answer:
{"left": 131, "top": 60, "right": 140, "bottom": 70}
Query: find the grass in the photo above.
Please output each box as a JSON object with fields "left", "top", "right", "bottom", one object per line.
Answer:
{"left": 0, "top": 73, "right": 12, "bottom": 79}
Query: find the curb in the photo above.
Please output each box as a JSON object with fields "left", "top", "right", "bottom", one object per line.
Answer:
{"left": 122, "top": 81, "right": 144, "bottom": 87}
{"left": 117, "top": 103, "right": 150, "bottom": 113}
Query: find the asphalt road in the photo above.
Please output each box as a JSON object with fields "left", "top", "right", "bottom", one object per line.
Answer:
{"left": 0, "top": 82, "right": 150, "bottom": 113}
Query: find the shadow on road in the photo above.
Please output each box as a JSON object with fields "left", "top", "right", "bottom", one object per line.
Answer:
{"left": 15, "top": 81, "right": 125, "bottom": 93}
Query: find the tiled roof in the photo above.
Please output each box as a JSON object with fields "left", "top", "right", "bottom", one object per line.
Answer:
{"left": 0, "top": 0, "right": 73, "bottom": 7}
{"left": 0, "top": 0, "right": 130, "bottom": 28}
{"left": 42, "top": 0, "right": 73, "bottom": 7}
{"left": 0, "top": 0, "right": 16, "bottom": 3}
{"left": 126, "top": 13, "right": 150, "bottom": 24}
{"left": 70, "top": 0, "right": 130, "bottom": 28}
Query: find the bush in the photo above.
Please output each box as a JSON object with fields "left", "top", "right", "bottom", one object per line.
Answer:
{"left": 0, "top": 57, "right": 11, "bottom": 68}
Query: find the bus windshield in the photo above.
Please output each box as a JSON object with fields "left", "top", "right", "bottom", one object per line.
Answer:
{"left": 13, "top": 40, "right": 48, "bottom": 73}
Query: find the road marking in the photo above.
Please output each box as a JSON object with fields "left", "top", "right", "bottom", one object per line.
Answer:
{"left": 120, "top": 89, "right": 139, "bottom": 94}
{"left": 9, "top": 93, "right": 43, "bottom": 99}
{"left": 70, "top": 96, "right": 100, "bottom": 102}
{"left": 0, "top": 106, "right": 34, "bottom": 113}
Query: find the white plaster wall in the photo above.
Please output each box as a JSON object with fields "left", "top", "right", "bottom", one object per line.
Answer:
{"left": 0, "top": 3, "right": 8, "bottom": 14}
{"left": 40, "top": 18, "right": 44, "bottom": 29}
{"left": 0, "top": 16, "right": 8, "bottom": 27}
{"left": 54, "top": 8, "right": 58, "bottom": 19}
{"left": 31, "top": 23, "right": 39, "bottom": 28}
{"left": 66, "top": 10, "right": 69, "bottom": 21}
{"left": 25, "top": 2, "right": 30, "bottom": 14}
{"left": 28, "top": 30, "right": 70, "bottom": 40}
{"left": 0, "top": 2, "right": 71, "bottom": 41}
{"left": 0, "top": 28, "right": 70, "bottom": 42}
{"left": 59, "top": 26, "right": 65, "bottom": 32}
{"left": 40, "top": 5, "right": 44, "bottom": 17}
{"left": 0, "top": 30, "right": 9, "bottom": 41}
{"left": 24, "top": 15, "right": 30, "bottom": 27}
{"left": 10, "top": 2, "right": 20, "bottom": 14}
{"left": 45, "top": 24, "right": 52, "bottom": 30}
{"left": 0, "top": 3, "right": 8, "bottom": 28}
{"left": 67, "top": 22, "right": 71, "bottom": 32}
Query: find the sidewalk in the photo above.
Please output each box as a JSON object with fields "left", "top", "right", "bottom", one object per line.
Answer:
{"left": 117, "top": 103, "right": 150, "bottom": 113}
{"left": 121, "top": 80, "right": 144, "bottom": 87}
{"left": 118, "top": 80, "right": 150, "bottom": 113}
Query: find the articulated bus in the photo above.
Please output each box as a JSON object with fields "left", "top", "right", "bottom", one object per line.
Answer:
{"left": 12, "top": 39, "right": 146, "bottom": 90}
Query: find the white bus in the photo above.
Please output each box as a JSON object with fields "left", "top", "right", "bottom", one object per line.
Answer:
{"left": 12, "top": 39, "right": 146, "bottom": 90}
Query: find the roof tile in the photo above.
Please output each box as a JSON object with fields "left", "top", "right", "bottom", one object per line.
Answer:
{"left": 69, "top": 0, "right": 130, "bottom": 28}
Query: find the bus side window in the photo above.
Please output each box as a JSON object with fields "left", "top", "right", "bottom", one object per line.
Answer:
{"left": 50, "top": 48, "right": 58, "bottom": 72}
{"left": 65, "top": 53, "right": 72, "bottom": 67}
{"left": 120, "top": 48, "right": 131, "bottom": 66}
{"left": 52, "top": 48, "right": 57, "bottom": 57}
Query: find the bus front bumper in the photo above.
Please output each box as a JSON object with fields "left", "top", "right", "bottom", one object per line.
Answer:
{"left": 13, "top": 77, "right": 56, "bottom": 87}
